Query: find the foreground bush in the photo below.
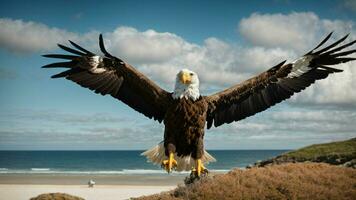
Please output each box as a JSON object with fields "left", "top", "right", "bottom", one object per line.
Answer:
{"left": 135, "top": 163, "right": 356, "bottom": 200}
{"left": 30, "top": 193, "right": 84, "bottom": 200}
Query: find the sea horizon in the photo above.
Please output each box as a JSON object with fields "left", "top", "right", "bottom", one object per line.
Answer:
{"left": 0, "top": 150, "right": 289, "bottom": 175}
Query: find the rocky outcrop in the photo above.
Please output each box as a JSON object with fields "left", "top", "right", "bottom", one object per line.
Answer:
{"left": 253, "top": 154, "right": 356, "bottom": 168}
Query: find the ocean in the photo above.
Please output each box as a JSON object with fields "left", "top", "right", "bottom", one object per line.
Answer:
{"left": 0, "top": 150, "right": 288, "bottom": 175}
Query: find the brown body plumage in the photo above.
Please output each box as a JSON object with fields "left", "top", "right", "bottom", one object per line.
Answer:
{"left": 42, "top": 32, "right": 355, "bottom": 176}
{"left": 164, "top": 97, "right": 208, "bottom": 159}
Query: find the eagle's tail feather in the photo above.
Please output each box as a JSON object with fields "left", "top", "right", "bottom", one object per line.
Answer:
{"left": 141, "top": 142, "right": 216, "bottom": 172}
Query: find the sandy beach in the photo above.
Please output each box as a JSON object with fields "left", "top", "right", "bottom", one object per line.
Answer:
{"left": 0, "top": 184, "right": 175, "bottom": 200}
{"left": 0, "top": 174, "right": 184, "bottom": 200}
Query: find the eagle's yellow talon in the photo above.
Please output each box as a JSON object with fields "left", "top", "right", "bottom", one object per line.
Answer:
{"left": 191, "top": 159, "right": 207, "bottom": 177}
{"left": 161, "top": 152, "right": 177, "bottom": 173}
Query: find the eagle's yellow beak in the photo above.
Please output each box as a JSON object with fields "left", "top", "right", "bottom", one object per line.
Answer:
{"left": 180, "top": 72, "right": 192, "bottom": 85}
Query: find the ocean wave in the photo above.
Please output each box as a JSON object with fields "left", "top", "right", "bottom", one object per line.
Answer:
{"left": 0, "top": 168, "right": 230, "bottom": 175}
{"left": 210, "top": 169, "right": 230, "bottom": 173}
{"left": 31, "top": 168, "right": 51, "bottom": 171}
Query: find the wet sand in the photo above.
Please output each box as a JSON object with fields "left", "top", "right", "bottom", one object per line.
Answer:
{"left": 0, "top": 173, "right": 186, "bottom": 185}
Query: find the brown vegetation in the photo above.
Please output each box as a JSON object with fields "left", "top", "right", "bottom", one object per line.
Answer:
{"left": 135, "top": 163, "right": 356, "bottom": 200}
{"left": 254, "top": 138, "right": 356, "bottom": 168}
{"left": 30, "top": 193, "right": 84, "bottom": 200}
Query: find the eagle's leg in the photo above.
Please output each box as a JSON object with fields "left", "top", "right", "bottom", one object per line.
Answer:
{"left": 190, "top": 139, "right": 208, "bottom": 177}
{"left": 161, "top": 152, "right": 177, "bottom": 173}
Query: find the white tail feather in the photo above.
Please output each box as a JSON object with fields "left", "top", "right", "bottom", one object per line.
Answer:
{"left": 141, "top": 142, "right": 216, "bottom": 172}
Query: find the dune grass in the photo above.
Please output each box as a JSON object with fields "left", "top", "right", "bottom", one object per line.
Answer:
{"left": 255, "top": 138, "right": 356, "bottom": 167}
{"left": 135, "top": 163, "right": 356, "bottom": 200}
{"left": 284, "top": 137, "right": 356, "bottom": 160}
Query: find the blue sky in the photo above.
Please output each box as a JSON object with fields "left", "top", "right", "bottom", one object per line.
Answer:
{"left": 0, "top": 0, "right": 355, "bottom": 150}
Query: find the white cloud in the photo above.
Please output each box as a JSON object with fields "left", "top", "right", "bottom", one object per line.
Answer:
{"left": 0, "top": 18, "right": 97, "bottom": 53}
{"left": 239, "top": 12, "right": 354, "bottom": 53}
{"left": 239, "top": 12, "right": 320, "bottom": 51}
{"left": 104, "top": 27, "right": 189, "bottom": 64}
{"left": 290, "top": 63, "right": 356, "bottom": 106}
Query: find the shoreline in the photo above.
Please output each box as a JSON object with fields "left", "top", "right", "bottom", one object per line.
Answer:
{"left": 0, "top": 173, "right": 187, "bottom": 185}
{"left": 0, "top": 170, "right": 226, "bottom": 185}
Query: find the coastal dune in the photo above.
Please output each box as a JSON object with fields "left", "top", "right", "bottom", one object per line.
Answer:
{"left": 136, "top": 163, "right": 356, "bottom": 200}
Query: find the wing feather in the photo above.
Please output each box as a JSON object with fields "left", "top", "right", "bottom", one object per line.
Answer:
{"left": 57, "top": 44, "right": 86, "bottom": 56}
{"left": 68, "top": 40, "right": 95, "bottom": 55}
{"left": 42, "top": 54, "right": 79, "bottom": 60}
{"left": 42, "top": 61, "right": 77, "bottom": 68}
{"left": 206, "top": 32, "right": 356, "bottom": 128}
{"left": 43, "top": 35, "right": 171, "bottom": 122}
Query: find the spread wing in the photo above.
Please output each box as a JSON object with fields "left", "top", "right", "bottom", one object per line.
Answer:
{"left": 42, "top": 34, "right": 171, "bottom": 122}
{"left": 206, "top": 32, "right": 356, "bottom": 129}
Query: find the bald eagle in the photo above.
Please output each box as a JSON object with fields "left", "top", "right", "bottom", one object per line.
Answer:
{"left": 43, "top": 32, "right": 355, "bottom": 177}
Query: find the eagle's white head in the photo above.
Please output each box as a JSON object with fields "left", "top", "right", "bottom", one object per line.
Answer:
{"left": 172, "top": 69, "right": 200, "bottom": 101}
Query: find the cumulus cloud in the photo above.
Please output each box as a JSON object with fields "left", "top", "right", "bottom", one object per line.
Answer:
{"left": 290, "top": 63, "right": 356, "bottom": 107}
{"left": 239, "top": 12, "right": 321, "bottom": 51}
{"left": 104, "top": 27, "right": 190, "bottom": 64}
{"left": 239, "top": 12, "right": 355, "bottom": 52}
{"left": 0, "top": 18, "right": 97, "bottom": 53}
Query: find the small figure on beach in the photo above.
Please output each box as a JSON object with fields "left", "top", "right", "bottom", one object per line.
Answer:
{"left": 88, "top": 179, "right": 95, "bottom": 188}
